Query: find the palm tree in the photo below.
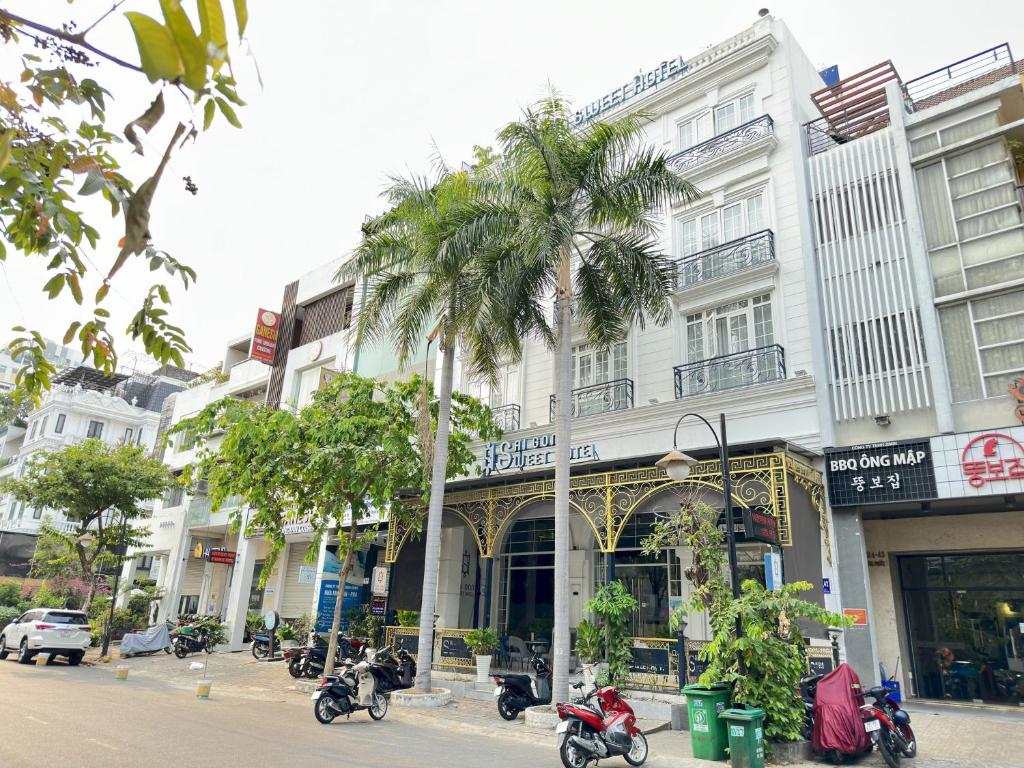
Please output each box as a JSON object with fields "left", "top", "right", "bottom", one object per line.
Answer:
{"left": 484, "top": 93, "right": 700, "bottom": 703}
{"left": 339, "top": 163, "right": 521, "bottom": 692}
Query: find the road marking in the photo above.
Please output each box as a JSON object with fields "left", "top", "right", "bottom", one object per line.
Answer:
{"left": 24, "top": 715, "right": 48, "bottom": 725}
{"left": 88, "top": 738, "right": 118, "bottom": 751}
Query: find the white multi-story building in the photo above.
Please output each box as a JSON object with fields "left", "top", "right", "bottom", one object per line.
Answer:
{"left": 804, "top": 42, "right": 1024, "bottom": 704}
{"left": 0, "top": 365, "right": 194, "bottom": 538}
{"left": 0, "top": 337, "right": 81, "bottom": 392}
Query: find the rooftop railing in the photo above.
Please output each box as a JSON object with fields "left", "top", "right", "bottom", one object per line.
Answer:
{"left": 673, "top": 230, "right": 775, "bottom": 289}
{"left": 905, "top": 43, "right": 1016, "bottom": 111}
{"left": 667, "top": 115, "right": 774, "bottom": 174}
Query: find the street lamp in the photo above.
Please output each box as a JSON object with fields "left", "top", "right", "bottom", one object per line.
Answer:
{"left": 655, "top": 412, "right": 744, "bottom": 662}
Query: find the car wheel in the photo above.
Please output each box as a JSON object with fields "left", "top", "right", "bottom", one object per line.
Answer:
{"left": 17, "top": 638, "right": 33, "bottom": 664}
{"left": 68, "top": 652, "right": 83, "bottom": 666}
{"left": 0, "top": 635, "right": 9, "bottom": 660}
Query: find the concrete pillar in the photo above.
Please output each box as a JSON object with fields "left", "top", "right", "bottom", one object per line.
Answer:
{"left": 435, "top": 526, "right": 465, "bottom": 627}
{"left": 223, "top": 532, "right": 258, "bottom": 651}
{"left": 114, "top": 557, "right": 139, "bottom": 608}
{"left": 833, "top": 509, "right": 880, "bottom": 682}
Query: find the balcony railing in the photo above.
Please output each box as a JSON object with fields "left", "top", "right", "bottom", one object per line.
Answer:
{"left": 674, "top": 345, "right": 786, "bottom": 399}
{"left": 490, "top": 403, "right": 520, "bottom": 433}
{"left": 667, "top": 115, "right": 774, "bottom": 174}
{"left": 674, "top": 230, "right": 775, "bottom": 289}
{"left": 905, "top": 43, "right": 1016, "bottom": 111}
{"left": 549, "top": 378, "right": 634, "bottom": 421}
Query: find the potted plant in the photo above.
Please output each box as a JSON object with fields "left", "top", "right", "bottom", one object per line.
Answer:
{"left": 575, "top": 619, "right": 603, "bottom": 687}
{"left": 276, "top": 622, "right": 298, "bottom": 649}
{"left": 464, "top": 627, "right": 500, "bottom": 684}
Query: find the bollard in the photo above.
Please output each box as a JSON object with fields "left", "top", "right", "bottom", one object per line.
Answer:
{"left": 115, "top": 665, "right": 129, "bottom": 680}
{"left": 34, "top": 653, "right": 49, "bottom": 666}
{"left": 195, "top": 679, "right": 212, "bottom": 698}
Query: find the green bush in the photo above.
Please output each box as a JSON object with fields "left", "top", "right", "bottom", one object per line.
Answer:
{"left": 276, "top": 623, "right": 297, "bottom": 642}
{"left": 0, "top": 582, "right": 24, "bottom": 607}
{"left": 586, "top": 581, "right": 638, "bottom": 686}
{"left": 0, "top": 605, "right": 20, "bottom": 632}
{"left": 574, "top": 619, "right": 603, "bottom": 664}
{"left": 396, "top": 609, "right": 419, "bottom": 627}
{"left": 464, "top": 627, "right": 499, "bottom": 656}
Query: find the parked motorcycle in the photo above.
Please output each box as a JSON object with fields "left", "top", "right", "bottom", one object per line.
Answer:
{"left": 298, "top": 634, "right": 363, "bottom": 679}
{"left": 311, "top": 655, "right": 388, "bottom": 724}
{"left": 493, "top": 646, "right": 551, "bottom": 720}
{"left": 369, "top": 645, "right": 416, "bottom": 693}
{"left": 250, "top": 632, "right": 279, "bottom": 659}
{"left": 555, "top": 681, "right": 648, "bottom": 768}
{"left": 172, "top": 623, "right": 211, "bottom": 658}
{"left": 863, "top": 683, "right": 916, "bottom": 766}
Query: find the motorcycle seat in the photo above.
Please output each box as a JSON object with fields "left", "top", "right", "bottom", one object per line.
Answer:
{"left": 502, "top": 674, "right": 532, "bottom": 687}
{"left": 867, "top": 686, "right": 888, "bottom": 698}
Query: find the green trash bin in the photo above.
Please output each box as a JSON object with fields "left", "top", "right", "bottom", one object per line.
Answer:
{"left": 682, "top": 684, "right": 731, "bottom": 760}
{"left": 719, "top": 707, "right": 766, "bottom": 768}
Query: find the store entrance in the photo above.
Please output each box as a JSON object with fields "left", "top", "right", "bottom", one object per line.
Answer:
{"left": 500, "top": 517, "right": 555, "bottom": 642}
{"left": 899, "top": 552, "right": 1024, "bottom": 704}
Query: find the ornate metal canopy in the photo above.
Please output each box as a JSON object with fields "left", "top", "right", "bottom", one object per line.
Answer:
{"left": 385, "top": 451, "right": 825, "bottom": 563}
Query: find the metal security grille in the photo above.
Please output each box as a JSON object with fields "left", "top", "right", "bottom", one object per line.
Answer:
{"left": 297, "top": 287, "right": 354, "bottom": 346}
{"left": 266, "top": 281, "right": 298, "bottom": 409}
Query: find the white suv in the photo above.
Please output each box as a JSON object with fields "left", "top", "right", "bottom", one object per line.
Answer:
{"left": 0, "top": 608, "right": 92, "bottom": 665}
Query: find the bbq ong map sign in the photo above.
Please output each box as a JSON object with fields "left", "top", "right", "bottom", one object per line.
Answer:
{"left": 574, "top": 55, "right": 689, "bottom": 125}
{"left": 482, "top": 433, "right": 599, "bottom": 476}
{"left": 825, "top": 440, "right": 937, "bottom": 506}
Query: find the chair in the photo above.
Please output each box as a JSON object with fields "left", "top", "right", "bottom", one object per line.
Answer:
{"left": 497, "top": 636, "right": 512, "bottom": 669}
{"left": 507, "top": 635, "right": 528, "bottom": 671}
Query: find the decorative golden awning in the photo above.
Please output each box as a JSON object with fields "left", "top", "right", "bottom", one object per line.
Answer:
{"left": 385, "top": 451, "right": 825, "bottom": 563}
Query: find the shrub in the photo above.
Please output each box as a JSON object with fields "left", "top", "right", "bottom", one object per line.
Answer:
{"left": 0, "top": 605, "right": 20, "bottom": 632}
{"left": 586, "top": 581, "right": 638, "bottom": 686}
{"left": 0, "top": 582, "right": 23, "bottom": 607}
{"left": 464, "top": 627, "right": 499, "bottom": 656}
{"left": 276, "top": 623, "right": 297, "bottom": 642}
{"left": 396, "top": 609, "right": 419, "bottom": 627}
{"left": 29, "top": 586, "right": 66, "bottom": 609}
{"left": 574, "top": 619, "right": 603, "bottom": 665}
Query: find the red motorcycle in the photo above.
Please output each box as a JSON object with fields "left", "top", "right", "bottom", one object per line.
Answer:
{"left": 861, "top": 684, "right": 916, "bottom": 767}
{"left": 555, "top": 681, "right": 648, "bottom": 768}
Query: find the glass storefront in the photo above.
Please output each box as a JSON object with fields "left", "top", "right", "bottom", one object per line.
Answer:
{"left": 900, "top": 552, "right": 1024, "bottom": 704}
{"left": 500, "top": 518, "right": 555, "bottom": 640}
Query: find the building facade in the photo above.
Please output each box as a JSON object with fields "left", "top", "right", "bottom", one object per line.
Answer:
{"left": 805, "top": 44, "right": 1024, "bottom": 703}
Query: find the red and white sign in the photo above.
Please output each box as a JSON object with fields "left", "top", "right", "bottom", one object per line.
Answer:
{"left": 843, "top": 608, "right": 868, "bottom": 626}
{"left": 960, "top": 432, "right": 1024, "bottom": 489}
{"left": 250, "top": 308, "right": 281, "bottom": 365}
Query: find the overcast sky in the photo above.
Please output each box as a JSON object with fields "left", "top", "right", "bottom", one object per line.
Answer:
{"left": 1, "top": 0, "right": 1019, "bottom": 372}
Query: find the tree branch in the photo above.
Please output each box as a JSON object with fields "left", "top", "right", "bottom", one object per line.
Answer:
{"left": 82, "top": 0, "right": 128, "bottom": 36}
{"left": 0, "top": 9, "right": 145, "bottom": 73}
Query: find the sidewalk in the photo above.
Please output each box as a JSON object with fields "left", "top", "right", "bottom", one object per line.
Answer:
{"left": 91, "top": 649, "right": 1024, "bottom": 767}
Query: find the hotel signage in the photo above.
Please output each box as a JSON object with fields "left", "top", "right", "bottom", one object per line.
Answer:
{"left": 250, "top": 308, "right": 281, "bottom": 365}
{"left": 482, "top": 433, "right": 599, "bottom": 476}
{"left": 824, "top": 440, "right": 937, "bottom": 506}
{"left": 574, "top": 55, "right": 689, "bottom": 125}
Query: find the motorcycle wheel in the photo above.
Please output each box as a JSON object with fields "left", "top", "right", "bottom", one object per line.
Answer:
{"left": 251, "top": 641, "right": 267, "bottom": 660}
{"left": 559, "top": 729, "right": 588, "bottom": 768}
{"left": 288, "top": 658, "right": 304, "bottom": 679}
{"left": 899, "top": 724, "right": 917, "bottom": 758}
{"left": 497, "top": 691, "right": 520, "bottom": 721}
{"left": 624, "top": 732, "right": 649, "bottom": 766}
{"left": 173, "top": 643, "right": 189, "bottom": 659}
{"left": 314, "top": 696, "right": 336, "bottom": 724}
{"left": 163, "top": 647, "right": 172, "bottom": 655}
{"left": 303, "top": 662, "right": 319, "bottom": 679}
{"left": 878, "top": 728, "right": 901, "bottom": 768}
{"left": 368, "top": 692, "right": 388, "bottom": 721}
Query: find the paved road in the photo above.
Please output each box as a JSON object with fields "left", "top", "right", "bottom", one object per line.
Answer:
{"left": 0, "top": 658, "right": 559, "bottom": 768}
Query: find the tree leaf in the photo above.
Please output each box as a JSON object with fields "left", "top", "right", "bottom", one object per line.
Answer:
{"left": 215, "top": 97, "right": 242, "bottom": 128}
{"left": 160, "top": 0, "right": 207, "bottom": 91}
{"left": 79, "top": 170, "right": 107, "bottom": 196}
{"left": 124, "top": 92, "right": 166, "bottom": 156}
{"left": 43, "top": 274, "right": 66, "bottom": 299}
{"left": 67, "top": 272, "right": 84, "bottom": 305}
{"left": 203, "top": 98, "right": 216, "bottom": 130}
{"left": 0, "top": 131, "right": 12, "bottom": 173}
{"left": 68, "top": 155, "right": 101, "bottom": 174}
{"left": 124, "top": 12, "right": 185, "bottom": 83}
{"left": 95, "top": 283, "right": 110, "bottom": 303}
{"left": 63, "top": 322, "right": 82, "bottom": 345}
{"left": 232, "top": 0, "right": 248, "bottom": 39}
{"left": 197, "top": 0, "right": 228, "bottom": 68}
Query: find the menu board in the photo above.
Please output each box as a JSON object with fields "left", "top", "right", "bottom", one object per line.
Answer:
{"left": 630, "top": 646, "right": 670, "bottom": 676}
{"left": 439, "top": 634, "right": 472, "bottom": 661}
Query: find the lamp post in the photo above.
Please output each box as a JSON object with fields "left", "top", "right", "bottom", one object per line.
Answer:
{"left": 655, "top": 413, "right": 743, "bottom": 655}
{"left": 100, "top": 509, "right": 129, "bottom": 660}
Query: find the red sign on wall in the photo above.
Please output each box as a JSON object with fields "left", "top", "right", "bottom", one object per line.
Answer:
{"left": 843, "top": 608, "right": 868, "bottom": 626}
{"left": 960, "top": 432, "right": 1024, "bottom": 488}
{"left": 250, "top": 308, "right": 281, "bottom": 365}
{"left": 206, "top": 548, "right": 237, "bottom": 565}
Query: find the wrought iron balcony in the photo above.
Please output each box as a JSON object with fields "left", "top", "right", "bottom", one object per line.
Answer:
{"left": 674, "top": 229, "right": 775, "bottom": 289}
{"left": 674, "top": 345, "right": 786, "bottom": 399}
{"left": 491, "top": 403, "right": 521, "bottom": 433}
{"left": 667, "top": 115, "right": 774, "bottom": 174}
{"left": 549, "top": 378, "right": 634, "bottom": 422}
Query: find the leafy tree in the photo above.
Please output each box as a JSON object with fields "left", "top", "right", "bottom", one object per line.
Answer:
{"left": 172, "top": 372, "right": 498, "bottom": 675}
{"left": 0, "top": 390, "right": 30, "bottom": 428}
{"left": 643, "top": 501, "right": 849, "bottom": 742}
{"left": 478, "top": 93, "right": 699, "bottom": 701}
{"left": 0, "top": 2, "right": 250, "bottom": 400}
{"left": 0, "top": 438, "right": 171, "bottom": 609}
{"left": 585, "top": 580, "right": 638, "bottom": 686}
{"left": 340, "top": 160, "right": 520, "bottom": 691}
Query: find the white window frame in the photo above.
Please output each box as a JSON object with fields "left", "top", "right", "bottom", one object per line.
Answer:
{"left": 674, "top": 191, "right": 768, "bottom": 257}
{"left": 685, "top": 294, "right": 775, "bottom": 363}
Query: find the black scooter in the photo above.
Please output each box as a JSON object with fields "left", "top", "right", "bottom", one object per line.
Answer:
{"left": 312, "top": 654, "right": 389, "bottom": 724}
{"left": 493, "top": 643, "right": 552, "bottom": 720}
{"left": 368, "top": 646, "right": 416, "bottom": 693}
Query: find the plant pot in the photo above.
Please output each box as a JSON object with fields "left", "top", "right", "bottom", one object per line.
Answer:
{"left": 279, "top": 639, "right": 298, "bottom": 649}
{"left": 475, "top": 654, "right": 492, "bottom": 684}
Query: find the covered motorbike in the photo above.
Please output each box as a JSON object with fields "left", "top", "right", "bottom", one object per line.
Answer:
{"left": 120, "top": 622, "right": 173, "bottom": 657}
{"left": 812, "top": 663, "right": 872, "bottom": 757}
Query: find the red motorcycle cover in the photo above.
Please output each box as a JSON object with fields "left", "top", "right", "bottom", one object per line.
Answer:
{"left": 812, "top": 663, "right": 871, "bottom": 754}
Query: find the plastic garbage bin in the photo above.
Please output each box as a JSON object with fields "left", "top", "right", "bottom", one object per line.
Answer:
{"left": 720, "top": 707, "right": 766, "bottom": 768}
{"left": 682, "top": 683, "right": 731, "bottom": 760}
